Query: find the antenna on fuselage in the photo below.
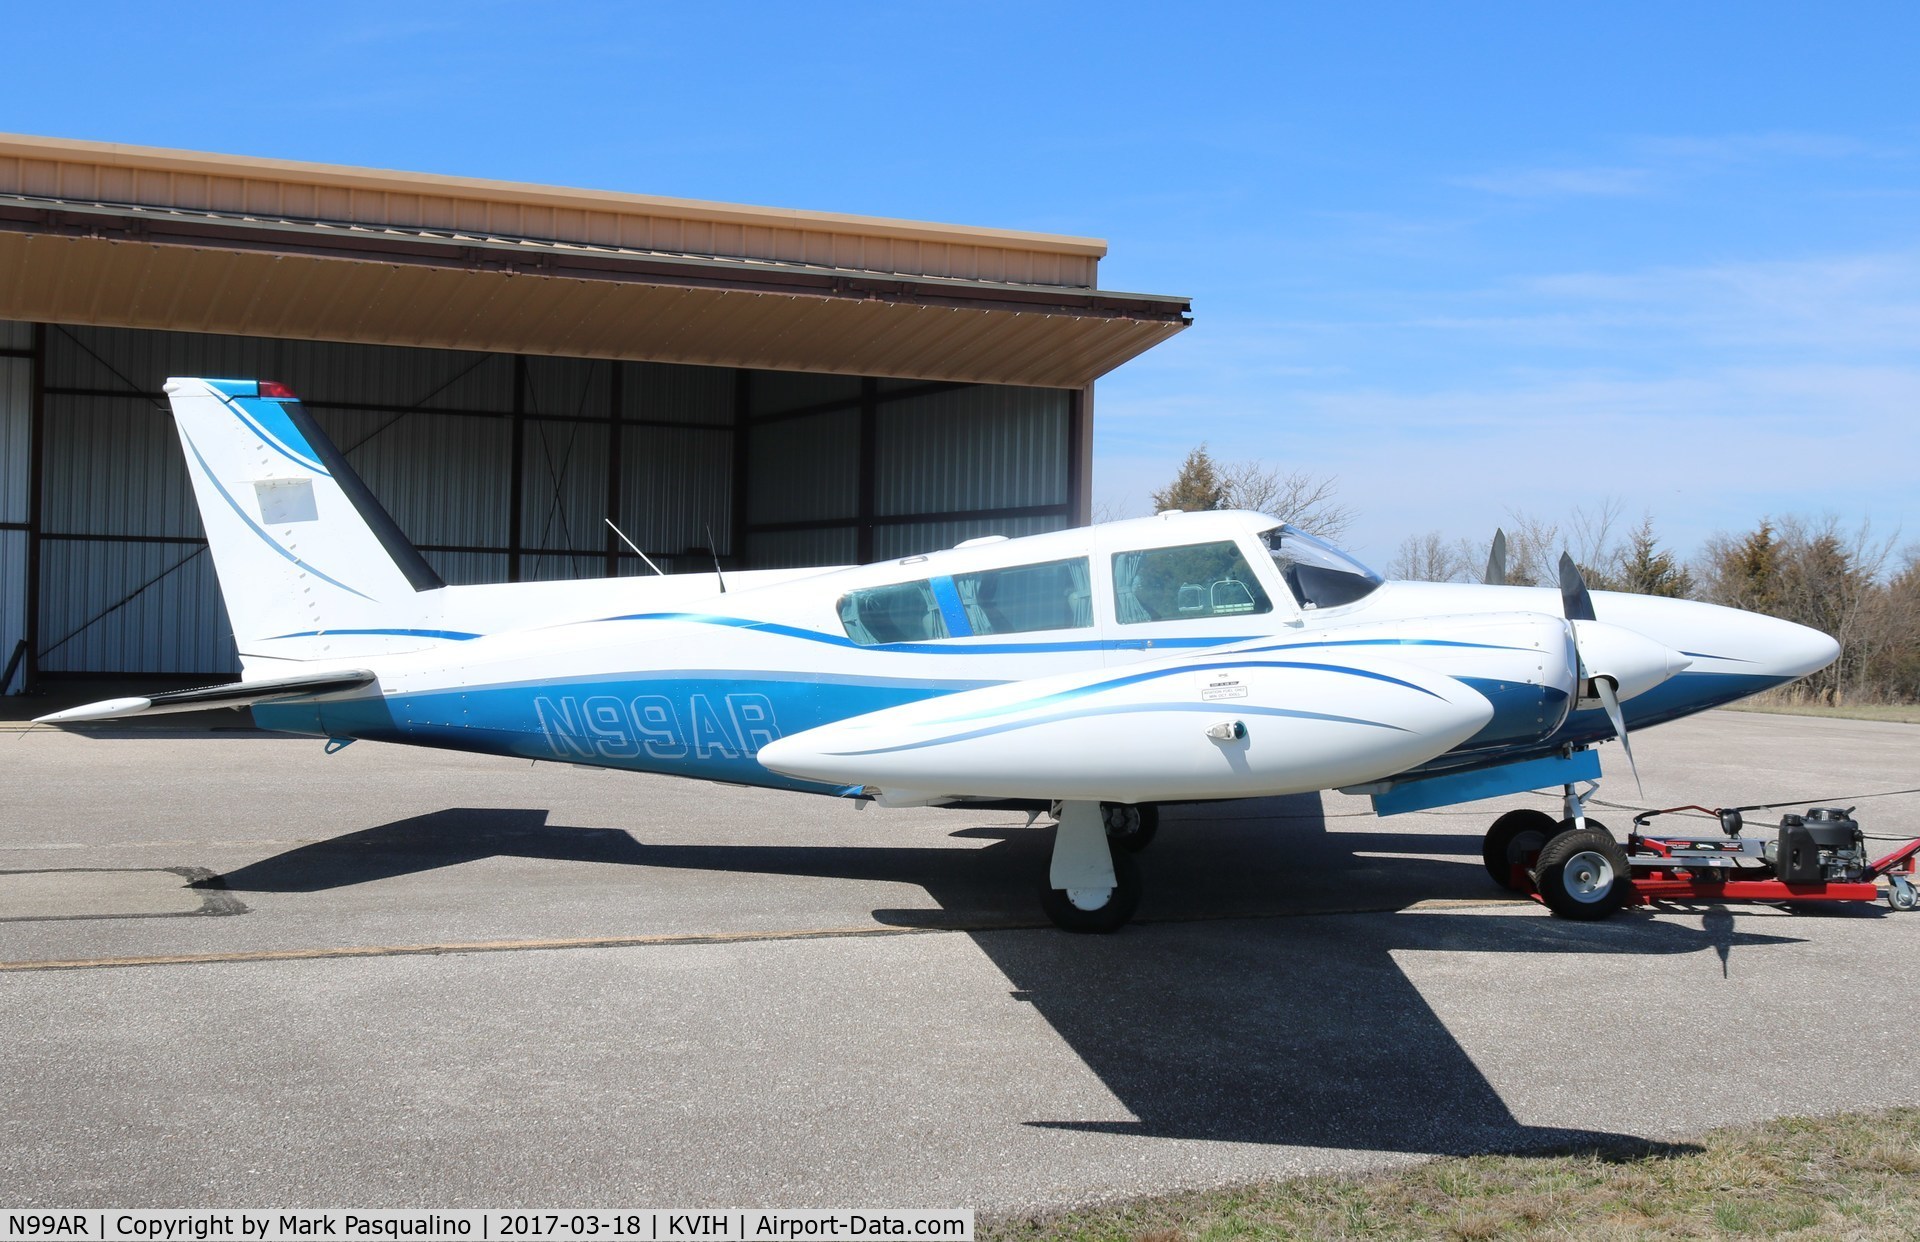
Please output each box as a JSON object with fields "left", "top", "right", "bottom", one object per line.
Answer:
{"left": 705, "top": 524, "right": 727, "bottom": 594}
{"left": 604, "top": 518, "right": 665, "bottom": 576}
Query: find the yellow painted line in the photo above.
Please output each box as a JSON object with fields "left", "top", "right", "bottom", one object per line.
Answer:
{"left": 0, "top": 923, "right": 981, "bottom": 973}
{"left": 0, "top": 898, "right": 1541, "bottom": 974}
{"left": 1400, "top": 897, "right": 1529, "bottom": 911}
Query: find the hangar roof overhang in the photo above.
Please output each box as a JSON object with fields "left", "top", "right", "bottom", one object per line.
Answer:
{"left": 0, "top": 134, "right": 1191, "bottom": 389}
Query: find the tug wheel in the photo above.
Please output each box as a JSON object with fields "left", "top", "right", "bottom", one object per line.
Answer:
{"left": 1533, "top": 827, "right": 1632, "bottom": 921}
{"left": 1888, "top": 875, "right": 1919, "bottom": 913}
{"left": 1482, "top": 809, "right": 1558, "bottom": 891}
{"left": 1040, "top": 850, "right": 1141, "bottom": 934}
{"left": 1102, "top": 802, "right": 1160, "bottom": 853}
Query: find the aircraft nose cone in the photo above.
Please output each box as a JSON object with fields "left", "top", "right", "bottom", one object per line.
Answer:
{"left": 1754, "top": 614, "right": 1840, "bottom": 680}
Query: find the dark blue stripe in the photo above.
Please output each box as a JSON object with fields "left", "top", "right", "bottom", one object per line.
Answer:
{"left": 596, "top": 612, "right": 1252, "bottom": 656}
{"left": 182, "top": 433, "right": 374, "bottom": 602}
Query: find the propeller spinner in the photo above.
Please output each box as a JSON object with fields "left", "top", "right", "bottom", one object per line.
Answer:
{"left": 1555, "top": 552, "right": 1691, "bottom": 796}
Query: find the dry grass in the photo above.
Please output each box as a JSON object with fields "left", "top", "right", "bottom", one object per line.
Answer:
{"left": 1721, "top": 701, "right": 1920, "bottom": 724}
{"left": 980, "top": 1107, "right": 1920, "bottom": 1241}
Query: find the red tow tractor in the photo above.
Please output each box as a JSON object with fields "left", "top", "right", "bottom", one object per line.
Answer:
{"left": 1483, "top": 804, "right": 1920, "bottom": 920}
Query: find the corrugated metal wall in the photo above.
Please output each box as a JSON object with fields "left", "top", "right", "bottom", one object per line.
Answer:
{"left": 740, "top": 372, "right": 1073, "bottom": 569}
{"left": 7, "top": 319, "right": 1078, "bottom": 683}
{"left": 1, "top": 321, "right": 31, "bottom": 690}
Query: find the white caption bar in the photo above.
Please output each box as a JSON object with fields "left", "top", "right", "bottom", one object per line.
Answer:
{"left": 0, "top": 1213, "right": 973, "bottom": 1242}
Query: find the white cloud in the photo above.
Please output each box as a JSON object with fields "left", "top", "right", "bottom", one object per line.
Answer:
{"left": 1453, "top": 166, "right": 1655, "bottom": 198}
{"left": 1095, "top": 246, "right": 1920, "bottom": 567}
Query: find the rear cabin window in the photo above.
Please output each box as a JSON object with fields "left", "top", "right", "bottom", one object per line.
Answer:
{"left": 838, "top": 558, "right": 1093, "bottom": 646}
{"left": 1112, "top": 540, "right": 1274, "bottom": 624}
{"left": 838, "top": 581, "right": 949, "bottom": 646}
{"left": 953, "top": 558, "right": 1092, "bottom": 635}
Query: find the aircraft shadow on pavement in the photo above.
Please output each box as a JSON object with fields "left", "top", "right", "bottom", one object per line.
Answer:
{"left": 209, "top": 795, "right": 1802, "bottom": 1159}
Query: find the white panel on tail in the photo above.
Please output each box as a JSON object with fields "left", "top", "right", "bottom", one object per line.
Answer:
{"left": 164, "top": 378, "right": 446, "bottom": 669}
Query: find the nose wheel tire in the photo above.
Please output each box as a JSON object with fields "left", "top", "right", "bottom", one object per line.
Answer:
{"left": 1482, "top": 809, "right": 1559, "bottom": 891}
{"left": 1102, "top": 802, "right": 1160, "bottom": 853}
{"left": 1533, "top": 827, "right": 1632, "bottom": 920}
{"left": 1041, "top": 850, "right": 1141, "bottom": 933}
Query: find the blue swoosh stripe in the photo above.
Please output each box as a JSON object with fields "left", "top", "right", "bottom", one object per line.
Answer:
{"left": 1244, "top": 638, "right": 1530, "bottom": 655}
{"left": 182, "top": 434, "right": 375, "bottom": 602}
{"left": 213, "top": 391, "right": 330, "bottom": 476}
{"left": 263, "top": 628, "right": 482, "bottom": 642}
{"left": 928, "top": 657, "right": 1447, "bottom": 726}
{"left": 823, "top": 700, "right": 1409, "bottom": 758}
{"left": 596, "top": 612, "right": 1254, "bottom": 656}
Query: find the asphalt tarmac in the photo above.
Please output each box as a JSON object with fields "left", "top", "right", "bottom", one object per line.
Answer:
{"left": 2, "top": 709, "right": 1917, "bottom": 1211}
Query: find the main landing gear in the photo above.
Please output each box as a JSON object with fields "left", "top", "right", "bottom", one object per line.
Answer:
{"left": 1039, "top": 801, "right": 1155, "bottom": 932}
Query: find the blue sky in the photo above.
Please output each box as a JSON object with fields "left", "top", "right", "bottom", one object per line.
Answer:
{"left": 6, "top": 2, "right": 1916, "bottom": 568}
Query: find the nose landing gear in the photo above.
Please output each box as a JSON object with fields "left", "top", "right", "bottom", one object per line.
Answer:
{"left": 1040, "top": 800, "right": 1143, "bottom": 932}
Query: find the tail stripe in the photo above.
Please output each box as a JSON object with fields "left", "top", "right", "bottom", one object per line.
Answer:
{"left": 182, "top": 432, "right": 376, "bottom": 602}
{"left": 213, "top": 390, "right": 332, "bottom": 476}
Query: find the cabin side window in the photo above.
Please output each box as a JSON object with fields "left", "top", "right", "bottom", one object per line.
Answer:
{"left": 1112, "top": 541, "right": 1274, "bottom": 624}
{"left": 837, "top": 557, "right": 1094, "bottom": 645}
{"left": 952, "top": 558, "right": 1092, "bottom": 636}
{"left": 838, "top": 581, "right": 950, "bottom": 646}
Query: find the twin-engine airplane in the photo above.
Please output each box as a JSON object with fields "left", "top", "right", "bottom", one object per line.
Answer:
{"left": 39, "top": 379, "right": 1840, "bottom": 930}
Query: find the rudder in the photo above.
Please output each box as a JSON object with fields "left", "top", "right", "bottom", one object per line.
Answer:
{"left": 165, "top": 377, "right": 445, "bottom": 665}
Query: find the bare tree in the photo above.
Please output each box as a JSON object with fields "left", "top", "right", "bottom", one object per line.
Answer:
{"left": 1218, "top": 459, "right": 1355, "bottom": 542}
{"left": 1565, "top": 496, "right": 1625, "bottom": 582}
{"left": 1774, "top": 514, "right": 1895, "bottom": 703}
{"left": 1499, "top": 510, "right": 1562, "bottom": 588}
{"left": 1389, "top": 531, "right": 1469, "bottom": 582}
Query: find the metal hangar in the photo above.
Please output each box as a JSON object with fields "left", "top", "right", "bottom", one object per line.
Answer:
{"left": 0, "top": 133, "right": 1189, "bottom": 688}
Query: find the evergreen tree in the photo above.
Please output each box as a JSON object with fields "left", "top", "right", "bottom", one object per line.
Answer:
{"left": 1704, "top": 521, "right": 1783, "bottom": 615}
{"left": 1150, "top": 445, "right": 1226, "bottom": 512}
{"left": 1615, "top": 516, "right": 1695, "bottom": 598}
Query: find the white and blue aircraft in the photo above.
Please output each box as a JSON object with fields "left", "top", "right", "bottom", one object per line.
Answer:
{"left": 38, "top": 378, "right": 1840, "bottom": 930}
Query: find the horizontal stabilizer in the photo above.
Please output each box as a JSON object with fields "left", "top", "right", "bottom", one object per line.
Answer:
{"left": 33, "top": 670, "right": 376, "bottom": 725}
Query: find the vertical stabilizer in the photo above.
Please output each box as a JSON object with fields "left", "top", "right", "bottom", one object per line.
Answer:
{"left": 165, "top": 378, "right": 445, "bottom": 664}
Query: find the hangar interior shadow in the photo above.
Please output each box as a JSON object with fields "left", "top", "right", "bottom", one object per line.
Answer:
{"left": 202, "top": 794, "right": 1805, "bottom": 1159}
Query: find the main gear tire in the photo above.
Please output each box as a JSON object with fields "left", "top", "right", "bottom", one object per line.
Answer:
{"left": 1102, "top": 802, "right": 1160, "bottom": 853}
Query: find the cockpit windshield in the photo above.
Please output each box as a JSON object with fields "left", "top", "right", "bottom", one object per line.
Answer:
{"left": 1262, "top": 524, "right": 1383, "bottom": 610}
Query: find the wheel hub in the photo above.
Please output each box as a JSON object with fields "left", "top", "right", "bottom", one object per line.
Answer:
{"left": 1563, "top": 850, "right": 1615, "bottom": 902}
{"left": 1065, "top": 886, "right": 1115, "bottom": 911}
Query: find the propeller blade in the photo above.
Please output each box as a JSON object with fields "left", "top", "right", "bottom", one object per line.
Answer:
{"left": 1558, "top": 552, "right": 1597, "bottom": 622}
{"left": 1484, "top": 529, "right": 1507, "bottom": 586}
{"left": 1593, "top": 674, "right": 1643, "bottom": 798}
